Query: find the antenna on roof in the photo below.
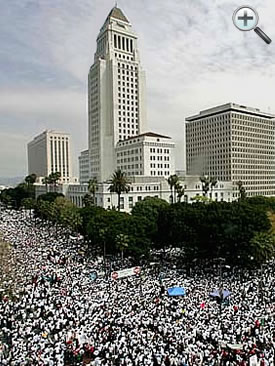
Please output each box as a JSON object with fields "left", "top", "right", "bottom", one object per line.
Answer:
{"left": 115, "top": 1, "right": 118, "bottom": 7}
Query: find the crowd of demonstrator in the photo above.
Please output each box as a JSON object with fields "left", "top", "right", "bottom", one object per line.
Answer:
{"left": 0, "top": 207, "right": 274, "bottom": 365}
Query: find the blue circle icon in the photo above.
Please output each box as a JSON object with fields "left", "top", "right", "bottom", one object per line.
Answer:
{"left": 233, "top": 6, "right": 258, "bottom": 31}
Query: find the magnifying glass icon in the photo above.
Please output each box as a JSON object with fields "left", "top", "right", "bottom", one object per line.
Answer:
{"left": 232, "top": 6, "right": 272, "bottom": 44}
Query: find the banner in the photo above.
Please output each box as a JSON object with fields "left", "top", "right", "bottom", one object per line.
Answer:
{"left": 111, "top": 266, "right": 141, "bottom": 280}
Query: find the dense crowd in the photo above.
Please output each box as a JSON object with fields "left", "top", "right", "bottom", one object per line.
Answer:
{"left": 0, "top": 207, "right": 274, "bottom": 365}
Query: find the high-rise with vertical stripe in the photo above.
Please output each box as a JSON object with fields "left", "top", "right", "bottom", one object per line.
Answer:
{"left": 28, "top": 130, "right": 73, "bottom": 183}
{"left": 88, "top": 6, "right": 147, "bottom": 182}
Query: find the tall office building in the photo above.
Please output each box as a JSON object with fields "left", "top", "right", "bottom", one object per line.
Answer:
{"left": 28, "top": 130, "right": 74, "bottom": 183}
{"left": 186, "top": 103, "right": 275, "bottom": 196}
{"left": 88, "top": 6, "right": 147, "bottom": 182}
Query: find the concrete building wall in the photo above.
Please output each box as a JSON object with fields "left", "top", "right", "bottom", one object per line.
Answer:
{"left": 28, "top": 130, "right": 75, "bottom": 183}
{"left": 54, "top": 175, "right": 236, "bottom": 213}
{"left": 79, "top": 150, "right": 90, "bottom": 184}
{"left": 116, "top": 133, "right": 175, "bottom": 178}
{"left": 28, "top": 133, "right": 48, "bottom": 177}
{"left": 186, "top": 103, "right": 275, "bottom": 197}
{"left": 88, "top": 7, "right": 147, "bottom": 182}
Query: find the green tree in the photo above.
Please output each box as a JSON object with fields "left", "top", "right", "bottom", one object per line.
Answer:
{"left": 82, "top": 193, "right": 94, "bottom": 207}
{"left": 85, "top": 209, "right": 150, "bottom": 257}
{"left": 236, "top": 180, "right": 246, "bottom": 200}
{"left": 79, "top": 205, "right": 105, "bottom": 239}
{"left": 175, "top": 181, "right": 185, "bottom": 203}
{"left": 5, "top": 184, "right": 30, "bottom": 209}
{"left": 25, "top": 174, "right": 37, "bottom": 198}
{"left": 249, "top": 232, "right": 274, "bottom": 265}
{"left": 132, "top": 197, "right": 169, "bottom": 246}
{"left": 115, "top": 233, "right": 129, "bottom": 260}
{"left": 167, "top": 174, "right": 179, "bottom": 203}
{"left": 199, "top": 176, "right": 217, "bottom": 199}
{"left": 21, "top": 197, "right": 36, "bottom": 218}
{"left": 0, "top": 189, "right": 12, "bottom": 207}
{"left": 48, "top": 172, "right": 61, "bottom": 192}
{"left": 59, "top": 204, "right": 83, "bottom": 232}
{"left": 25, "top": 173, "right": 37, "bottom": 184}
{"left": 210, "top": 177, "right": 217, "bottom": 197}
{"left": 190, "top": 195, "right": 210, "bottom": 203}
{"left": 156, "top": 200, "right": 272, "bottom": 265}
{"left": 108, "top": 169, "right": 131, "bottom": 211}
{"left": 37, "top": 192, "right": 64, "bottom": 203}
{"left": 88, "top": 177, "right": 98, "bottom": 205}
{"left": 42, "top": 176, "right": 50, "bottom": 193}
{"left": 36, "top": 199, "right": 56, "bottom": 222}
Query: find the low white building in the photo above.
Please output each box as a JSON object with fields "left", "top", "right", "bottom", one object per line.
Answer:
{"left": 116, "top": 132, "right": 175, "bottom": 178}
{"left": 180, "top": 176, "right": 235, "bottom": 203}
{"left": 67, "top": 176, "right": 170, "bottom": 211}
{"left": 33, "top": 175, "right": 235, "bottom": 212}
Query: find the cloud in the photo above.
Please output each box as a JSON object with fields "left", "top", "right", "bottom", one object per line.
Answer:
{"left": 1, "top": 0, "right": 275, "bottom": 176}
{"left": 0, "top": 87, "right": 87, "bottom": 176}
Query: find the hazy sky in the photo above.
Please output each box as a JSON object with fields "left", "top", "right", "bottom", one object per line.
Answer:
{"left": 1, "top": 0, "right": 275, "bottom": 177}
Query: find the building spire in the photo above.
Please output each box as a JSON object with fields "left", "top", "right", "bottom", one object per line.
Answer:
{"left": 105, "top": 5, "right": 130, "bottom": 24}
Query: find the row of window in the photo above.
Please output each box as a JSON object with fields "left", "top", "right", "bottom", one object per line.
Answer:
{"left": 117, "top": 149, "right": 141, "bottom": 155}
{"left": 150, "top": 171, "right": 170, "bottom": 176}
{"left": 114, "top": 34, "right": 133, "bottom": 53}
{"left": 150, "top": 156, "right": 170, "bottom": 161}
{"left": 150, "top": 163, "right": 170, "bottom": 168}
{"left": 115, "top": 53, "right": 134, "bottom": 61}
{"left": 149, "top": 148, "right": 170, "bottom": 154}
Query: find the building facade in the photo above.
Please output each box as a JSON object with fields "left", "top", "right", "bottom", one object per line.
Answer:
{"left": 116, "top": 132, "right": 175, "bottom": 177}
{"left": 186, "top": 103, "right": 275, "bottom": 197}
{"left": 63, "top": 175, "right": 234, "bottom": 212}
{"left": 28, "top": 130, "right": 75, "bottom": 183}
{"left": 88, "top": 6, "right": 147, "bottom": 182}
{"left": 78, "top": 150, "right": 90, "bottom": 184}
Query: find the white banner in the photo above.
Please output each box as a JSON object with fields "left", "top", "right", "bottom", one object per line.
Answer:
{"left": 111, "top": 266, "right": 141, "bottom": 280}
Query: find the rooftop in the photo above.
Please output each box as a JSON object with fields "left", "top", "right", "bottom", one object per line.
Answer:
{"left": 186, "top": 103, "right": 275, "bottom": 121}
{"left": 119, "top": 132, "right": 172, "bottom": 143}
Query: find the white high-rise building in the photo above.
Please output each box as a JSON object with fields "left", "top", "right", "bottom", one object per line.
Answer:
{"left": 186, "top": 103, "right": 275, "bottom": 197}
{"left": 28, "top": 130, "right": 75, "bottom": 183}
{"left": 88, "top": 6, "right": 147, "bottom": 182}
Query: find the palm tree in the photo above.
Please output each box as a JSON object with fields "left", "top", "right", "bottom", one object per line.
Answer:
{"left": 210, "top": 177, "right": 217, "bottom": 200}
{"left": 48, "top": 172, "right": 61, "bottom": 192}
{"left": 25, "top": 173, "right": 37, "bottom": 187}
{"left": 115, "top": 233, "right": 129, "bottom": 260}
{"left": 88, "top": 177, "right": 98, "bottom": 205}
{"left": 175, "top": 182, "right": 185, "bottom": 203}
{"left": 108, "top": 169, "right": 131, "bottom": 211}
{"left": 42, "top": 176, "right": 50, "bottom": 193}
{"left": 200, "top": 175, "right": 211, "bottom": 197}
{"left": 25, "top": 173, "right": 37, "bottom": 198}
{"left": 236, "top": 180, "right": 246, "bottom": 200}
{"left": 167, "top": 174, "right": 179, "bottom": 204}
